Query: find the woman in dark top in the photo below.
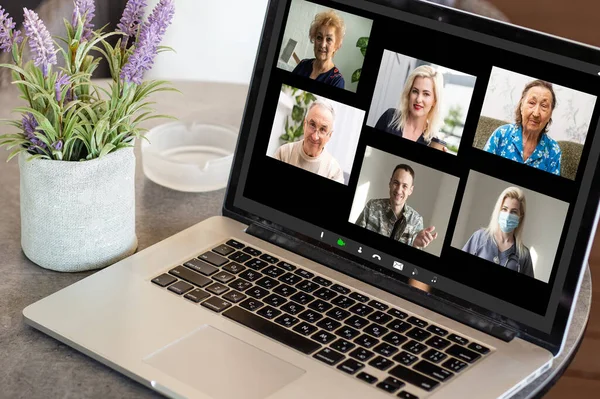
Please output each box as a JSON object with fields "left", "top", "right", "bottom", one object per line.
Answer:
{"left": 375, "top": 65, "right": 444, "bottom": 145}
{"left": 291, "top": 9, "right": 345, "bottom": 89}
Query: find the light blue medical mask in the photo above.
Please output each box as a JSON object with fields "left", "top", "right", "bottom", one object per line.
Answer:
{"left": 498, "top": 211, "right": 519, "bottom": 233}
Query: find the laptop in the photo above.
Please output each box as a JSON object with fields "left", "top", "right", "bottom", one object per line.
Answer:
{"left": 23, "top": 0, "right": 600, "bottom": 398}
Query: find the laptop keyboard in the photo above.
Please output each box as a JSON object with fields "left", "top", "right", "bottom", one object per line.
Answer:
{"left": 151, "top": 239, "right": 492, "bottom": 397}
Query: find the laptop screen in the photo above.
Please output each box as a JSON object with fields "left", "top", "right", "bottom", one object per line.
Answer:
{"left": 226, "top": 0, "right": 600, "bottom": 348}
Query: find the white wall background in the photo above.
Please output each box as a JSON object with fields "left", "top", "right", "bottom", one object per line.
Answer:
{"left": 145, "top": 0, "right": 269, "bottom": 84}
{"left": 349, "top": 147, "right": 460, "bottom": 256}
{"left": 366, "top": 50, "right": 476, "bottom": 151}
{"left": 480, "top": 67, "right": 597, "bottom": 144}
{"left": 450, "top": 171, "right": 569, "bottom": 283}
{"left": 277, "top": 0, "right": 373, "bottom": 93}
{"left": 266, "top": 86, "right": 365, "bottom": 184}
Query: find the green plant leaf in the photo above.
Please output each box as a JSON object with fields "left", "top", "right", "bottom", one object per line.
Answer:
{"left": 352, "top": 68, "right": 361, "bottom": 83}
{"left": 356, "top": 37, "right": 369, "bottom": 48}
{"left": 291, "top": 105, "right": 304, "bottom": 122}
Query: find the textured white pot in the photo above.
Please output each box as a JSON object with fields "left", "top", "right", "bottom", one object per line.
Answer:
{"left": 19, "top": 147, "right": 138, "bottom": 272}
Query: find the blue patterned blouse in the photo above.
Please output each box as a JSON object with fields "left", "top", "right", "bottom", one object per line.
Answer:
{"left": 483, "top": 123, "right": 562, "bottom": 176}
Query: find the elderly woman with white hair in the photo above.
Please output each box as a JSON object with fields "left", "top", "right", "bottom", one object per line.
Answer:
{"left": 292, "top": 9, "right": 346, "bottom": 89}
{"left": 462, "top": 187, "right": 534, "bottom": 278}
{"left": 375, "top": 65, "right": 445, "bottom": 148}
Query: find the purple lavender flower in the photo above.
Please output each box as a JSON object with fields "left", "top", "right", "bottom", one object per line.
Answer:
{"left": 0, "top": 6, "right": 22, "bottom": 52}
{"left": 22, "top": 8, "right": 57, "bottom": 77}
{"left": 120, "top": 0, "right": 174, "bottom": 85}
{"left": 116, "top": 0, "right": 147, "bottom": 48}
{"left": 55, "top": 72, "right": 70, "bottom": 102}
{"left": 72, "top": 0, "right": 95, "bottom": 41}
{"left": 52, "top": 140, "right": 63, "bottom": 151}
{"left": 22, "top": 113, "right": 38, "bottom": 139}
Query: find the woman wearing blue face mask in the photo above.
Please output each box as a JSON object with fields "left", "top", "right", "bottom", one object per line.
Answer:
{"left": 462, "top": 187, "right": 534, "bottom": 278}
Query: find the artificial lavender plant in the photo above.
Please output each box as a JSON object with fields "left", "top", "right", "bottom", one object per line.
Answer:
{"left": 0, "top": 0, "right": 176, "bottom": 161}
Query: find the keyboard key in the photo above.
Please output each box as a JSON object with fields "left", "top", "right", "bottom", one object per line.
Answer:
{"left": 349, "top": 303, "right": 374, "bottom": 317}
{"left": 392, "top": 351, "right": 418, "bottom": 366}
{"left": 206, "top": 282, "right": 229, "bottom": 295}
{"left": 151, "top": 273, "right": 177, "bottom": 287}
{"left": 247, "top": 286, "right": 270, "bottom": 299}
{"left": 368, "top": 311, "right": 393, "bottom": 324}
{"left": 364, "top": 323, "right": 388, "bottom": 338}
{"left": 184, "top": 288, "right": 210, "bottom": 303}
{"left": 259, "top": 254, "right": 279, "bottom": 264}
{"left": 414, "top": 360, "right": 454, "bottom": 382}
{"left": 255, "top": 276, "right": 279, "bottom": 290}
{"left": 222, "top": 290, "right": 246, "bottom": 303}
{"left": 257, "top": 306, "right": 282, "bottom": 320}
{"left": 223, "top": 306, "right": 320, "bottom": 355}
{"left": 281, "top": 302, "right": 304, "bottom": 315}
{"left": 263, "top": 293, "right": 287, "bottom": 307}
{"left": 313, "top": 347, "right": 345, "bottom": 366}
{"left": 442, "top": 357, "right": 468, "bottom": 372}
{"left": 298, "top": 309, "right": 323, "bottom": 323}
{"left": 294, "top": 269, "right": 314, "bottom": 279}
{"left": 376, "top": 380, "right": 400, "bottom": 394}
{"left": 277, "top": 261, "right": 296, "bottom": 271}
{"left": 311, "top": 330, "right": 337, "bottom": 344}
{"left": 316, "top": 318, "right": 341, "bottom": 332}
{"left": 354, "top": 334, "right": 378, "bottom": 349}
{"left": 387, "top": 308, "right": 408, "bottom": 319}
{"left": 468, "top": 342, "right": 490, "bottom": 355}
{"left": 293, "top": 322, "right": 318, "bottom": 336}
{"left": 263, "top": 265, "right": 286, "bottom": 278}
{"left": 212, "top": 244, "right": 235, "bottom": 256}
{"left": 169, "top": 266, "right": 212, "bottom": 287}
{"left": 184, "top": 258, "right": 219, "bottom": 276}
{"left": 326, "top": 307, "right": 351, "bottom": 321}
{"left": 356, "top": 372, "right": 377, "bottom": 384}
{"left": 242, "top": 246, "right": 262, "bottom": 257}
{"left": 245, "top": 258, "right": 269, "bottom": 271}
{"left": 278, "top": 273, "right": 303, "bottom": 285}
{"left": 349, "top": 347, "right": 375, "bottom": 361}
{"left": 369, "top": 356, "right": 394, "bottom": 371}
{"left": 426, "top": 336, "right": 451, "bottom": 350}
{"left": 239, "top": 298, "right": 264, "bottom": 311}
{"left": 331, "top": 284, "right": 351, "bottom": 294}
{"left": 169, "top": 280, "right": 194, "bottom": 295}
{"left": 239, "top": 270, "right": 262, "bottom": 282}
{"left": 387, "top": 319, "right": 411, "bottom": 333}
{"left": 426, "top": 325, "right": 448, "bottom": 336}
{"left": 225, "top": 239, "right": 245, "bottom": 249}
{"left": 308, "top": 299, "right": 333, "bottom": 313}
{"left": 337, "top": 358, "right": 364, "bottom": 375}
{"left": 406, "top": 327, "right": 432, "bottom": 342}
{"left": 313, "top": 287, "right": 337, "bottom": 301}
{"left": 373, "top": 342, "right": 398, "bottom": 357}
{"left": 274, "top": 314, "right": 299, "bottom": 328}
{"left": 446, "top": 344, "right": 481, "bottom": 363}
{"left": 228, "top": 278, "right": 252, "bottom": 292}
{"left": 296, "top": 280, "right": 319, "bottom": 293}
{"left": 383, "top": 377, "right": 405, "bottom": 391}
{"left": 212, "top": 270, "right": 236, "bottom": 284}
{"left": 331, "top": 295, "right": 356, "bottom": 309}
{"left": 345, "top": 315, "right": 369, "bottom": 329}
{"left": 423, "top": 349, "right": 447, "bottom": 363}
{"left": 273, "top": 283, "right": 297, "bottom": 297}
{"left": 402, "top": 340, "right": 427, "bottom": 355}
{"left": 349, "top": 292, "right": 369, "bottom": 303}
{"left": 331, "top": 338, "right": 356, "bottom": 353}
{"left": 448, "top": 333, "right": 469, "bottom": 346}
{"left": 397, "top": 391, "right": 419, "bottom": 399}
{"left": 368, "top": 300, "right": 389, "bottom": 311}
{"left": 198, "top": 251, "right": 228, "bottom": 267}
{"left": 382, "top": 332, "right": 408, "bottom": 346}
{"left": 228, "top": 251, "right": 251, "bottom": 263}
{"left": 201, "top": 297, "right": 232, "bottom": 313}
{"left": 313, "top": 276, "right": 332, "bottom": 286}
{"left": 388, "top": 364, "right": 440, "bottom": 392}
{"left": 290, "top": 292, "right": 314, "bottom": 305}
{"left": 407, "top": 316, "right": 428, "bottom": 328}
{"left": 336, "top": 326, "right": 360, "bottom": 340}
{"left": 223, "top": 262, "right": 245, "bottom": 274}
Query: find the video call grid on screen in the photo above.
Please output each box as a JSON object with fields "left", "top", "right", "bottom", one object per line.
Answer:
{"left": 238, "top": 0, "right": 600, "bottom": 320}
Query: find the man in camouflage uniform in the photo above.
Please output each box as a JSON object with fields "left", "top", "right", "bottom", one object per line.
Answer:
{"left": 355, "top": 164, "right": 438, "bottom": 249}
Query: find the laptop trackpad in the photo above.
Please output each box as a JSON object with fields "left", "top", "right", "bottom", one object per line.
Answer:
{"left": 143, "top": 325, "right": 305, "bottom": 399}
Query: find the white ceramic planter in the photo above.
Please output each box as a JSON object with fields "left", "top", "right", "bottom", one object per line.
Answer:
{"left": 19, "top": 147, "right": 138, "bottom": 272}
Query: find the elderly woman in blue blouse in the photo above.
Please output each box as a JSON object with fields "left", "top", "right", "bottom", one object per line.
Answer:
{"left": 483, "top": 80, "right": 561, "bottom": 176}
{"left": 292, "top": 10, "right": 346, "bottom": 89}
{"left": 462, "top": 187, "right": 534, "bottom": 278}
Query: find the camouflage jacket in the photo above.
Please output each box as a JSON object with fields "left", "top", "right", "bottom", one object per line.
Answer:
{"left": 355, "top": 198, "right": 423, "bottom": 246}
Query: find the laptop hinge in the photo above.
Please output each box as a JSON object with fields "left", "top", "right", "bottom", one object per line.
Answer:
{"left": 246, "top": 222, "right": 517, "bottom": 343}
